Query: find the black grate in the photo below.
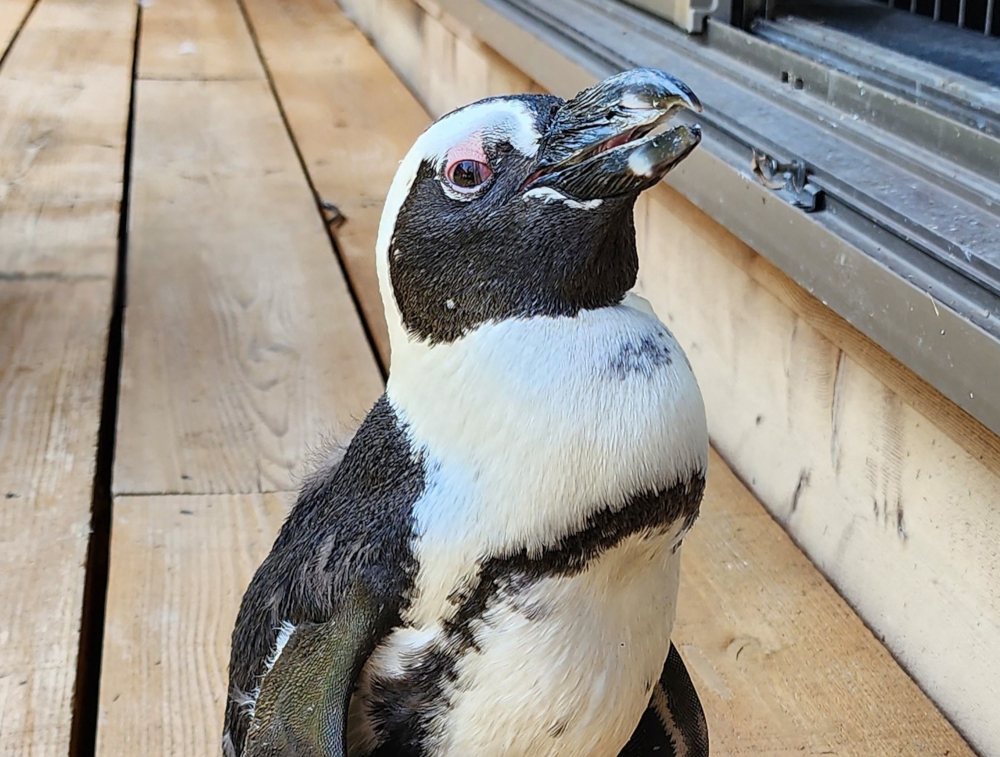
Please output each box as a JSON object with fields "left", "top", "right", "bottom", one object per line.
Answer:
{"left": 886, "top": 0, "right": 997, "bottom": 35}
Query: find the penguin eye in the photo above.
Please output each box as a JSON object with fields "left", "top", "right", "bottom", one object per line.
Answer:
{"left": 446, "top": 159, "right": 493, "bottom": 191}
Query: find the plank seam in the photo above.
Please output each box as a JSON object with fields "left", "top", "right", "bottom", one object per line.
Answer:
{"left": 233, "top": 0, "right": 388, "bottom": 379}
{"left": 111, "top": 487, "right": 299, "bottom": 497}
{"left": 0, "top": 272, "right": 109, "bottom": 282}
{"left": 66, "top": 6, "right": 142, "bottom": 757}
{"left": 137, "top": 74, "right": 264, "bottom": 82}
{"left": 0, "top": 0, "right": 41, "bottom": 72}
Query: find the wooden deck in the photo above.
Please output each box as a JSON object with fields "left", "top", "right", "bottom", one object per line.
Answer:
{"left": 0, "top": 1, "right": 980, "bottom": 756}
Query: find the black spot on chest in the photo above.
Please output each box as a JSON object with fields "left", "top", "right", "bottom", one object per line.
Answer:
{"left": 605, "top": 333, "right": 672, "bottom": 379}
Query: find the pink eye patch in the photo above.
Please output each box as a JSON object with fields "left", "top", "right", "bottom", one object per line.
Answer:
{"left": 444, "top": 135, "right": 493, "bottom": 191}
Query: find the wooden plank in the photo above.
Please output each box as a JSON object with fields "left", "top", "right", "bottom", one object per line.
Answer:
{"left": 113, "top": 79, "right": 383, "bottom": 496}
{"left": 637, "top": 184, "right": 1000, "bottom": 755}
{"left": 0, "top": 280, "right": 112, "bottom": 757}
{"left": 0, "top": 0, "right": 135, "bottom": 278}
{"left": 95, "top": 454, "right": 975, "bottom": 757}
{"left": 241, "top": 0, "right": 432, "bottom": 365}
{"left": 95, "top": 493, "right": 288, "bottom": 757}
{"left": 674, "top": 452, "right": 975, "bottom": 756}
{"left": 0, "top": 0, "right": 35, "bottom": 59}
{"left": 0, "top": 1, "right": 135, "bottom": 754}
{"left": 243, "top": 0, "right": 541, "bottom": 365}
{"left": 138, "top": 0, "right": 263, "bottom": 81}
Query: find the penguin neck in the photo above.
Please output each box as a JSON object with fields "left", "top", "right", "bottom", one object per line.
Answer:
{"left": 382, "top": 297, "right": 709, "bottom": 556}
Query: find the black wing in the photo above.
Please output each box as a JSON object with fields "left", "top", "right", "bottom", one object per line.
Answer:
{"left": 223, "top": 396, "right": 424, "bottom": 757}
{"left": 620, "top": 642, "right": 710, "bottom": 757}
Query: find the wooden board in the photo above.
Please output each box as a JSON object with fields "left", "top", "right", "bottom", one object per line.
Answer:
{"left": 95, "top": 454, "right": 975, "bottom": 757}
{"left": 95, "top": 493, "right": 289, "bottom": 757}
{"left": 244, "top": 0, "right": 541, "bottom": 366}
{"left": 0, "top": 0, "right": 35, "bottom": 60}
{"left": 138, "top": 0, "right": 263, "bottom": 81}
{"left": 0, "top": 1, "right": 136, "bottom": 754}
{"left": 637, "top": 184, "right": 1000, "bottom": 754}
{"left": 674, "top": 452, "right": 975, "bottom": 756}
{"left": 113, "top": 79, "right": 383, "bottom": 496}
{"left": 0, "top": 0, "right": 136, "bottom": 278}
{"left": 240, "top": 0, "right": 434, "bottom": 366}
{"left": 0, "top": 280, "right": 113, "bottom": 757}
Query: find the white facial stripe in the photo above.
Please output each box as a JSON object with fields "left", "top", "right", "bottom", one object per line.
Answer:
{"left": 523, "top": 186, "right": 603, "bottom": 210}
{"left": 376, "top": 99, "right": 543, "bottom": 356}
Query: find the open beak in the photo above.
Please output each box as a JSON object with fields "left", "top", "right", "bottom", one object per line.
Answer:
{"left": 525, "top": 68, "right": 702, "bottom": 201}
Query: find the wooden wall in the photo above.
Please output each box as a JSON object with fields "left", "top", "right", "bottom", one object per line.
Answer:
{"left": 334, "top": 1, "right": 1000, "bottom": 754}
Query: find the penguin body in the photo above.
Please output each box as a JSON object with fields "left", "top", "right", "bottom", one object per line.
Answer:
{"left": 348, "top": 296, "right": 707, "bottom": 756}
{"left": 224, "top": 69, "right": 710, "bottom": 757}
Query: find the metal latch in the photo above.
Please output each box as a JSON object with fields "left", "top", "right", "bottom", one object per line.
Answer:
{"left": 751, "top": 149, "right": 823, "bottom": 212}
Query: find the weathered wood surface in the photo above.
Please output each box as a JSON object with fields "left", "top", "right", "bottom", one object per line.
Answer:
{"left": 0, "top": 0, "right": 35, "bottom": 58}
{"left": 94, "top": 454, "right": 977, "bottom": 757}
{"left": 138, "top": 0, "right": 262, "bottom": 81}
{"left": 113, "top": 78, "right": 383, "bottom": 496}
{"left": 635, "top": 185, "right": 1000, "bottom": 753}
{"left": 0, "top": 0, "right": 135, "bottom": 277}
{"left": 96, "top": 493, "right": 289, "bottom": 757}
{"left": 0, "top": 281, "right": 112, "bottom": 757}
{"left": 0, "top": 0, "right": 135, "bottom": 754}
{"left": 675, "top": 453, "right": 975, "bottom": 756}
{"left": 241, "top": 0, "right": 432, "bottom": 366}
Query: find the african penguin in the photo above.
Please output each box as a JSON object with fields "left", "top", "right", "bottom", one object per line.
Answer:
{"left": 224, "top": 68, "right": 710, "bottom": 757}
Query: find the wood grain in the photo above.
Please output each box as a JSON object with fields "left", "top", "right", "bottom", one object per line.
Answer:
{"left": 0, "top": 280, "right": 113, "bottom": 757}
{"left": 0, "top": 0, "right": 35, "bottom": 59}
{"left": 245, "top": 0, "right": 544, "bottom": 366}
{"left": 636, "top": 184, "right": 1000, "bottom": 755}
{"left": 0, "top": 0, "right": 135, "bottom": 277}
{"left": 96, "top": 493, "right": 289, "bottom": 757}
{"left": 94, "top": 457, "right": 976, "bottom": 757}
{"left": 113, "top": 79, "right": 383, "bottom": 496}
{"left": 138, "top": 0, "right": 262, "bottom": 81}
{"left": 674, "top": 451, "right": 976, "bottom": 757}
{"left": 0, "top": 1, "right": 135, "bottom": 754}
{"left": 241, "top": 0, "right": 434, "bottom": 366}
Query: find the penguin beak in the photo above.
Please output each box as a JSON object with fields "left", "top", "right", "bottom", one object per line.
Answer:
{"left": 525, "top": 68, "right": 702, "bottom": 201}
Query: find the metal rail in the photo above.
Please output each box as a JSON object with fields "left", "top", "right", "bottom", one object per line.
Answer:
{"left": 890, "top": 0, "right": 996, "bottom": 35}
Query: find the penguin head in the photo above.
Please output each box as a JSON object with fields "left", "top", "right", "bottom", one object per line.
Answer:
{"left": 376, "top": 68, "right": 701, "bottom": 350}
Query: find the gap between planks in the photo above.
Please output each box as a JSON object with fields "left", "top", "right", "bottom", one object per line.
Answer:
{"left": 112, "top": 0, "right": 383, "bottom": 497}
{"left": 0, "top": 1, "right": 137, "bottom": 756}
{"left": 232, "top": 0, "right": 389, "bottom": 377}
{"left": 111, "top": 76, "right": 382, "bottom": 497}
{"left": 0, "top": 0, "right": 38, "bottom": 70}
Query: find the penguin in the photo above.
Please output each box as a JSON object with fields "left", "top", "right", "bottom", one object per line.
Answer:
{"left": 223, "top": 67, "right": 710, "bottom": 757}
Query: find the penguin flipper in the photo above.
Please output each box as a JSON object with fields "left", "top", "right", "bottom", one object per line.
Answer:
{"left": 619, "top": 642, "right": 710, "bottom": 757}
{"left": 243, "top": 582, "right": 391, "bottom": 757}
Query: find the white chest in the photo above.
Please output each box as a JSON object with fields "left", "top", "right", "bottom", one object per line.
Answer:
{"left": 349, "top": 298, "right": 708, "bottom": 756}
{"left": 355, "top": 529, "right": 683, "bottom": 757}
{"left": 435, "top": 529, "right": 683, "bottom": 757}
{"left": 391, "top": 297, "right": 707, "bottom": 625}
